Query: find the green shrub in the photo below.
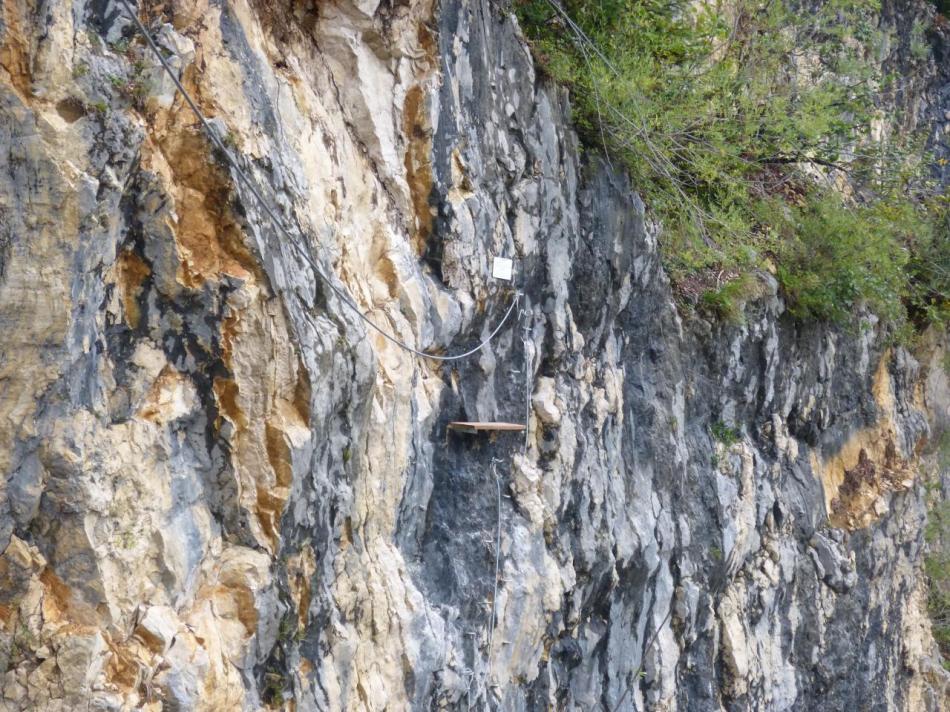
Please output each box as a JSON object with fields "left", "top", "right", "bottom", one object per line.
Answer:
{"left": 761, "top": 193, "right": 915, "bottom": 322}
{"left": 515, "top": 0, "right": 947, "bottom": 328}
{"left": 700, "top": 274, "right": 759, "bottom": 324}
{"left": 711, "top": 420, "right": 741, "bottom": 446}
{"left": 905, "top": 195, "right": 950, "bottom": 327}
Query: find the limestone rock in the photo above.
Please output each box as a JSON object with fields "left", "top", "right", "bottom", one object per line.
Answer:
{"left": 0, "top": 0, "right": 947, "bottom": 710}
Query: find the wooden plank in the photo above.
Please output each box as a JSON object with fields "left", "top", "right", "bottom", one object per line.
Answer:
{"left": 447, "top": 421, "right": 526, "bottom": 433}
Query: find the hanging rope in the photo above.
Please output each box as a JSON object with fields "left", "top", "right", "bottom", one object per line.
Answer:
{"left": 116, "top": 0, "right": 519, "bottom": 362}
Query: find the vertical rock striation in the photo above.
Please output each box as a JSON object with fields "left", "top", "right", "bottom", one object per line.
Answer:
{"left": 0, "top": 0, "right": 947, "bottom": 710}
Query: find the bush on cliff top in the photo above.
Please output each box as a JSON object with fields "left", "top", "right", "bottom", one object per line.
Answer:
{"left": 515, "top": 0, "right": 949, "bottom": 327}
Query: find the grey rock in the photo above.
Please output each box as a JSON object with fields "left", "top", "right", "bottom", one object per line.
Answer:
{"left": 0, "top": 0, "right": 946, "bottom": 710}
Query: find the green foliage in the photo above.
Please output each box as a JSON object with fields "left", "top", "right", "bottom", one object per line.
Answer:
{"left": 910, "top": 18, "right": 932, "bottom": 61}
{"left": 118, "top": 530, "right": 136, "bottom": 549}
{"left": 108, "top": 61, "right": 151, "bottom": 109}
{"left": 276, "top": 614, "right": 297, "bottom": 644}
{"left": 700, "top": 274, "right": 759, "bottom": 324}
{"left": 111, "top": 37, "right": 131, "bottom": 55}
{"left": 262, "top": 670, "right": 286, "bottom": 706}
{"left": 905, "top": 194, "right": 950, "bottom": 327}
{"left": 711, "top": 420, "right": 741, "bottom": 446}
{"left": 761, "top": 193, "right": 916, "bottom": 322}
{"left": 515, "top": 0, "right": 948, "bottom": 327}
{"left": 5, "top": 622, "right": 38, "bottom": 672}
{"left": 85, "top": 29, "right": 103, "bottom": 51}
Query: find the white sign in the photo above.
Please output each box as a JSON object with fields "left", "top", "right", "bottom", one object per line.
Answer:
{"left": 492, "top": 257, "right": 513, "bottom": 281}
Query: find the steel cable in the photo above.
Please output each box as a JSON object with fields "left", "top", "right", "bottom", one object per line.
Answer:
{"left": 117, "top": 0, "right": 519, "bottom": 362}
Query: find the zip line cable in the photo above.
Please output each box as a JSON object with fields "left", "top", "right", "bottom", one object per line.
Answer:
{"left": 116, "top": 0, "right": 519, "bottom": 362}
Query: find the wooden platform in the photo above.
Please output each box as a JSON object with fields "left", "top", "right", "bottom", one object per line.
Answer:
{"left": 447, "top": 421, "right": 526, "bottom": 434}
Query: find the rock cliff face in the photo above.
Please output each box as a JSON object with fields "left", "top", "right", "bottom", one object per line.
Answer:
{"left": 0, "top": 0, "right": 948, "bottom": 710}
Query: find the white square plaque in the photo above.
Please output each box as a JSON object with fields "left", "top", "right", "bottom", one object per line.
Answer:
{"left": 492, "top": 257, "right": 513, "bottom": 281}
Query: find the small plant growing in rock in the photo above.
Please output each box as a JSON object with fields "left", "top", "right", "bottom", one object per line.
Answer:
{"left": 262, "top": 670, "right": 286, "bottom": 706}
{"left": 700, "top": 275, "right": 756, "bottom": 325}
{"left": 107, "top": 66, "right": 149, "bottom": 110}
{"left": 118, "top": 530, "right": 137, "bottom": 550}
{"left": 130, "top": 66, "right": 151, "bottom": 108}
{"left": 111, "top": 38, "right": 131, "bottom": 55}
{"left": 85, "top": 29, "right": 102, "bottom": 50}
{"left": 276, "top": 615, "right": 296, "bottom": 644}
{"left": 6, "top": 622, "right": 38, "bottom": 670}
{"left": 711, "top": 420, "right": 740, "bottom": 447}
{"left": 223, "top": 130, "right": 238, "bottom": 148}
